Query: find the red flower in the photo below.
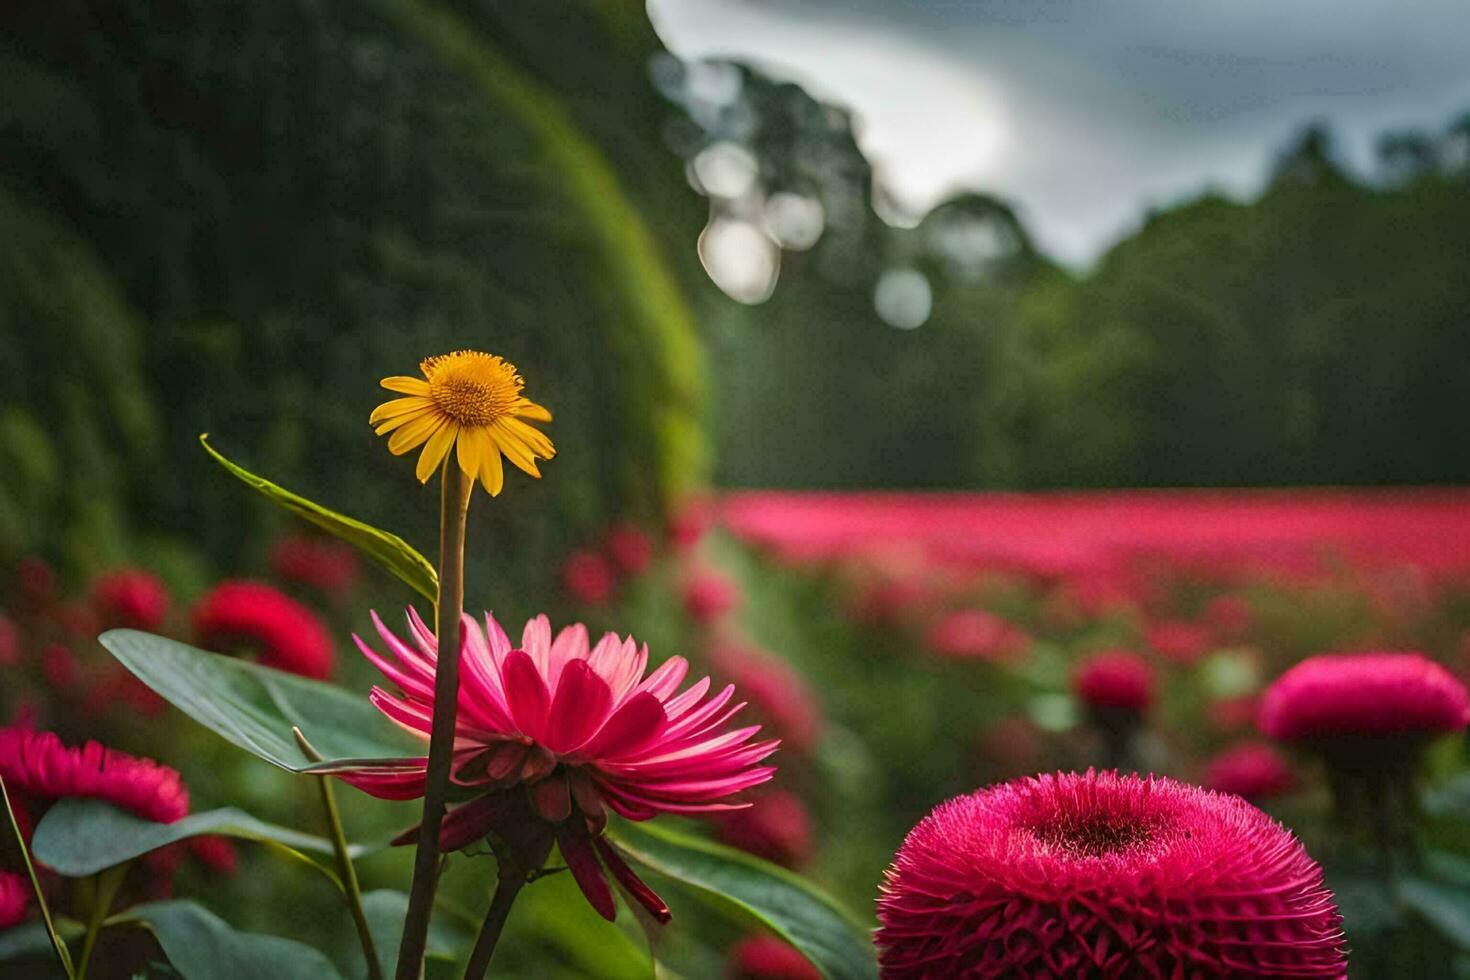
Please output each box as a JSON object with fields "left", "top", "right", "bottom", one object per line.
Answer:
{"left": 0, "top": 728, "right": 188, "bottom": 835}
{"left": 683, "top": 568, "right": 741, "bottom": 625}
{"left": 1258, "top": 652, "right": 1469, "bottom": 741}
{"left": 92, "top": 568, "right": 171, "bottom": 631}
{"left": 926, "top": 610, "right": 1028, "bottom": 662}
{"left": 334, "top": 609, "right": 777, "bottom": 924}
{"left": 40, "top": 644, "right": 81, "bottom": 692}
{"left": 0, "top": 871, "right": 28, "bottom": 930}
{"left": 15, "top": 556, "right": 55, "bottom": 607}
{"left": 0, "top": 614, "right": 18, "bottom": 666}
{"left": 710, "top": 644, "right": 824, "bottom": 754}
{"left": 192, "top": 580, "right": 335, "bottom": 679}
{"left": 877, "top": 770, "right": 1345, "bottom": 978}
{"left": 270, "top": 535, "right": 360, "bottom": 596}
{"left": 715, "top": 790, "right": 813, "bottom": 869}
{"left": 606, "top": 524, "right": 655, "bottom": 576}
{"left": 1072, "top": 650, "right": 1154, "bottom": 714}
{"left": 562, "top": 550, "right": 616, "bottom": 605}
{"left": 728, "top": 935, "right": 820, "bottom": 980}
{"left": 189, "top": 835, "right": 239, "bottom": 874}
{"left": 1205, "top": 743, "right": 1295, "bottom": 802}
{"left": 1145, "top": 619, "right": 1211, "bottom": 665}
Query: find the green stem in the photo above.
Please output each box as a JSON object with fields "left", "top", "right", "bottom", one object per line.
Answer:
{"left": 398, "top": 461, "right": 472, "bottom": 979}
{"left": 297, "top": 731, "right": 382, "bottom": 980}
{"left": 1, "top": 775, "right": 75, "bottom": 979}
{"left": 76, "top": 863, "right": 128, "bottom": 980}
{"left": 462, "top": 873, "right": 524, "bottom": 980}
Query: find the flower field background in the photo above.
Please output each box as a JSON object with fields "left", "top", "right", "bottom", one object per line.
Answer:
{"left": 1, "top": 0, "right": 1469, "bottom": 977}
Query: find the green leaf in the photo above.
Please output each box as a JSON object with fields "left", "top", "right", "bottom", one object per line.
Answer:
{"left": 200, "top": 434, "right": 438, "bottom": 604}
{"left": 358, "top": 890, "right": 472, "bottom": 978}
{"left": 0, "top": 919, "right": 83, "bottom": 963}
{"left": 30, "top": 799, "right": 353, "bottom": 879}
{"left": 607, "top": 821, "right": 877, "bottom": 980}
{"left": 99, "top": 629, "right": 422, "bottom": 773}
{"left": 116, "top": 900, "right": 342, "bottom": 979}
{"left": 1402, "top": 876, "right": 1470, "bottom": 950}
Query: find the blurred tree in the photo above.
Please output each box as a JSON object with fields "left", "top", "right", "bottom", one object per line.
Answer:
{"left": 0, "top": 0, "right": 707, "bottom": 605}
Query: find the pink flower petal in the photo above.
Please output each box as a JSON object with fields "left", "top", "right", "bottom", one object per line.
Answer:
{"left": 577, "top": 693, "right": 667, "bottom": 760}
{"left": 501, "top": 649, "right": 550, "bottom": 742}
{"left": 556, "top": 825, "right": 616, "bottom": 921}
{"left": 544, "top": 660, "right": 614, "bottom": 754}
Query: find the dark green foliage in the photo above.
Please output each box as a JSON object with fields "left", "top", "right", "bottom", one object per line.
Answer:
{"left": 0, "top": 0, "right": 705, "bottom": 599}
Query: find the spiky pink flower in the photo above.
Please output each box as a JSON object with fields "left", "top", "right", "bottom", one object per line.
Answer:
{"left": 1072, "top": 650, "right": 1154, "bottom": 714}
{"left": 192, "top": 580, "right": 335, "bottom": 679}
{"left": 0, "top": 871, "right": 28, "bottom": 930}
{"left": 562, "top": 550, "right": 616, "bottom": 605}
{"left": 926, "top": 610, "right": 1028, "bottom": 662}
{"left": 92, "top": 568, "right": 170, "bottom": 631}
{"left": 728, "top": 934, "right": 820, "bottom": 980}
{"left": 0, "top": 728, "right": 188, "bottom": 840}
{"left": 877, "top": 770, "right": 1345, "bottom": 978}
{"left": 715, "top": 790, "right": 813, "bottom": 869}
{"left": 335, "top": 609, "right": 778, "bottom": 923}
{"left": 1206, "top": 743, "right": 1295, "bottom": 802}
{"left": 1258, "top": 652, "right": 1469, "bottom": 741}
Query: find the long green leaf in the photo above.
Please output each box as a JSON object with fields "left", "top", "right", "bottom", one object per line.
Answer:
{"left": 115, "top": 900, "right": 343, "bottom": 979}
{"left": 99, "top": 629, "right": 422, "bottom": 773}
{"left": 30, "top": 799, "right": 356, "bottom": 879}
{"left": 200, "top": 434, "right": 438, "bottom": 603}
{"left": 607, "top": 821, "right": 876, "bottom": 980}
{"left": 0, "top": 919, "right": 84, "bottom": 962}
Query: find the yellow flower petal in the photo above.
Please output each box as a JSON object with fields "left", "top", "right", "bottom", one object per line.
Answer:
{"left": 387, "top": 413, "right": 444, "bottom": 455}
{"left": 416, "top": 422, "right": 459, "bottom": 483}
{"left": 514, "top": 400, "right": 552, "bottom": 423}
{"left": 370, "top": 396, "right": 433, "bottom": 425}
{"left": 499, "top": 416, "right": 555, "bottom": 459}
{"left": 455, "top": 422, "right": 483, "bottom": 480}
{"left": 381, "top": 376, "right": 431, "bottom": 396}
{"left": 479, "top": 440, "right": 505, "bottom": 496}
{"left": 491, "top": 422, "right": 542, "bottom": 478}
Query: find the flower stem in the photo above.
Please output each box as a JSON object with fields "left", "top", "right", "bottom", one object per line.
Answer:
{"left": 297, "top": 730, "right": 382, "bottom": 980}
{"left": 398, "top": 461, "right": 473, "bottom": 979}
{"left": 76, "top": 863, "right": 127, "bottom": 980}
{"left": 1, "top": 775, "right": 75, "bottom": 979}
{"left": 463, "top": 873, "right": 525, "bottom": 980}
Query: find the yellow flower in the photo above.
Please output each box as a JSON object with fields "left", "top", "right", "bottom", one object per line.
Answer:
{"left": 370, "top": 351, "right": 554, "bottom": 496}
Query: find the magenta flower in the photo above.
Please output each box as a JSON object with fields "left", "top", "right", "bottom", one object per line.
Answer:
{"left": 1258, "top": 651, "right": 1469, "bottom": 741}
{"left": 877, "top": 770, "right": 1345, "bottom": 978}
{"left": 926, "top": 610, "right": 1028, "bottom": 662}
{"left": 336, "top": 609, "right": 779, "bottom": 922}
{"left": 0, "top": 871, "right": 28, "bottom": 930}
{"left": 728, "top": 934, "right": 821, "bottom": 980}
{"left": 192, "top": 580, "right": 335, "bottom": 679}
{"left": 1072, "top": 649, "right": 1154, "bottom": 714}
{"left": 561, "top": 550, "right": 616, "bottom": 605}
{"left": 1205, "top": 743, "right": 1295, "bottom": 802}
{"left": 92, "top": 567, "right": 171, "bottom": 632}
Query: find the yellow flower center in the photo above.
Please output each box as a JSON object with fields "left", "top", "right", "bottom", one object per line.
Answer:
{"left": 421, "top": 351, "right": 524, "bottom": 427}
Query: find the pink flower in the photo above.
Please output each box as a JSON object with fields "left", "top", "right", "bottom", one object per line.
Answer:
{"left": 709, "top": 644, "right": 824, "bottom": 754}
{"left": 562, "top": 550, "right": 616, "bottom": 605}
{"left": 1205, "top": 743, "right": 1295, "bottom": 802}
{"left": 926, "top": 610, "right": 1028, "bottom": 662}
{"left": 335, "top": 609, "right": 778, "bottom": 924}
{"left": 1208, "top": 695, "right": 1260, "bottom": 734}
{"left": 40, "top": 644, "right": 81, "bottom": 692}
{"left": 0, "top": 728, "right": 188, "bottom": 838}
{"left": 606, "top": 524, "right": 655, "bottom": 576}
{"left": 1258, "top": 652, "right": 1469, "bottom": 741}
{"left": 671, "top": 496, "right": 715, "bottom": 552}
{"left": 877, "top": 770, "right": 1345, "bottom": 978}
{"left": 0, "top": 871, "right": 28, "bottom": 930}
{"left": 1072, "top": 650, "right": 1154, "bottom": 714}
{"left": 192, "top": 580, "right": 335, "bottom": 679}
{"left": 683, "top": 568, "right": 741, "bottom": 625}
{"left": 727, "top": 935, "right": 820, "bottom": 980}
{"left": 270, "top": 535, "right": 360, "bottom": 596}
{"left": 92, "top": 568, "right": 171, "bottom": 631}
{"left": 0, "top": 614, "right": 19, "bottom": 666}
{"left": 1145, "top": 619, "right": 1211, "bottom": 665}
{"left": 715, "top": 790, "right": 813, "bottom": 869}
{"left": 189, "top": 835, "right": 239, "bottom": 874}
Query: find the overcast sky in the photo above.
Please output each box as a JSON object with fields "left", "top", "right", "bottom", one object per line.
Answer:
{"left": 649, "top": 0, "right": 1470, "bottom": 266}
